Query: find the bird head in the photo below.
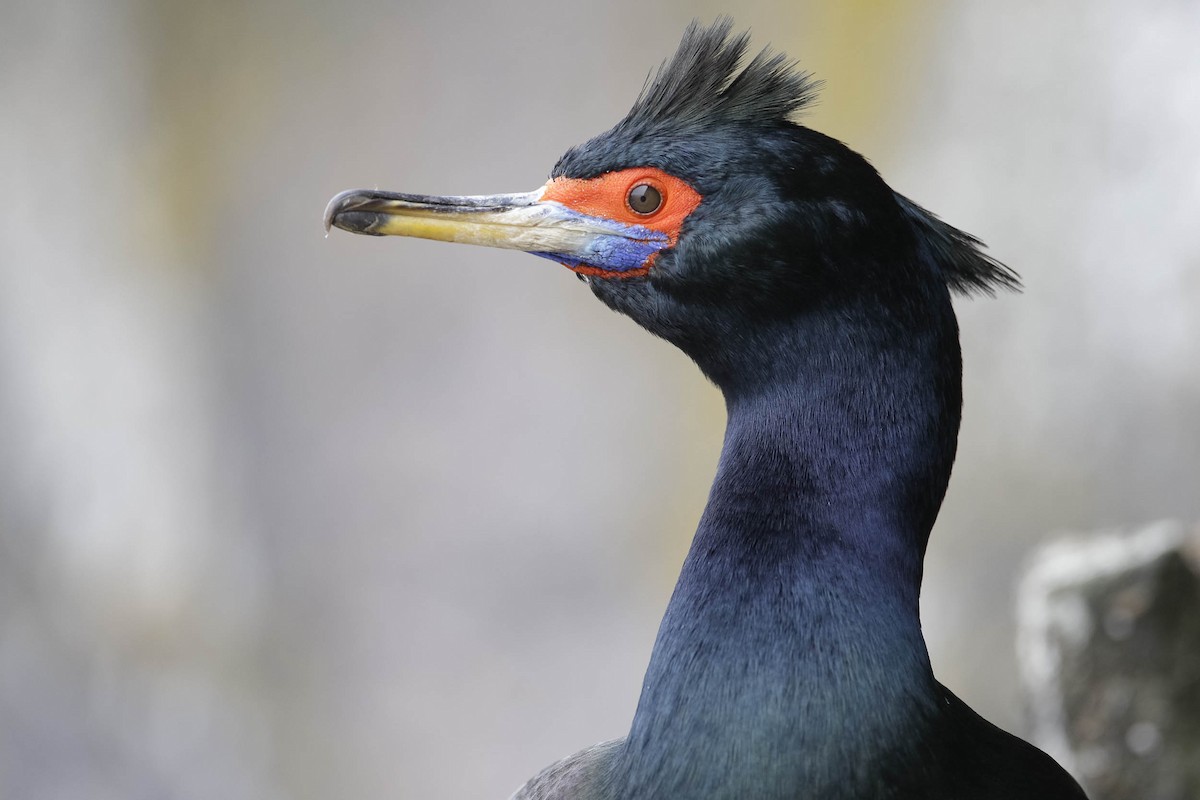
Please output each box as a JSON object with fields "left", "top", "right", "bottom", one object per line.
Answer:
{"left": 325, "top": 19, "right": 1017, "bottom": 388}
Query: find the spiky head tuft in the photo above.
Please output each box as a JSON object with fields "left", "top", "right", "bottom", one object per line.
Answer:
{"left": 621, "top": 17, "right": 822, "bottom": 132}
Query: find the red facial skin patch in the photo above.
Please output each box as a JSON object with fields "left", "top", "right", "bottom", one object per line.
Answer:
{"left": 542, "top": 168, "right": 703, "bottom": 277}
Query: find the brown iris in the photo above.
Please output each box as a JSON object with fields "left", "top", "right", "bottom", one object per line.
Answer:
{"left": 627, "top": 183, "right": 663, "bottom": 215}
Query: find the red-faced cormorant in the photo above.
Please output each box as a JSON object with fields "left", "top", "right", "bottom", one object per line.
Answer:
{"left": 324, "top": 19, "right": 1089, "bottom": 800}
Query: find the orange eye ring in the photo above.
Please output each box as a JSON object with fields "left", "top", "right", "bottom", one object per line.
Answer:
{"left": 542, "top": 167, "right": 702, "bottom": 245}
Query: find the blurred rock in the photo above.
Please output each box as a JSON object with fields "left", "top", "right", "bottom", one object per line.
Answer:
{"left": 1018, "top": 521, "right": 1200, "bottom": 800}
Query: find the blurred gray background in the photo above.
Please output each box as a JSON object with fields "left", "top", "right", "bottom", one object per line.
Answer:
{"left": 1, "top": 1, "right": 1198, "bottom": 798}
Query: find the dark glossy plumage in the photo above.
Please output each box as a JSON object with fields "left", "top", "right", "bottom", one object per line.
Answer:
{"left": 322, "top": 15, "right": 1087, "bottom": 800}
{"left": 509, "top": 19, "right": 1085, "bottom": 800}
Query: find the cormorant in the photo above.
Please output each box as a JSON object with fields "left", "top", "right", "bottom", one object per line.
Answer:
{"left": 324, "top": 19, "right": 1089, "bottom": 800}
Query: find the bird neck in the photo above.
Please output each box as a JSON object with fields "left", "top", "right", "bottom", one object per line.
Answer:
{"left": 616, "top": 295, "right": 962, "bottom": 798}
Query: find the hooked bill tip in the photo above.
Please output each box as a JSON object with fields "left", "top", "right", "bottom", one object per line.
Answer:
{"left": 324, "top": 189, "right": 381, "bottom": 233}
{"left": 323, "top": 189, "right": 357, "bottom": 233}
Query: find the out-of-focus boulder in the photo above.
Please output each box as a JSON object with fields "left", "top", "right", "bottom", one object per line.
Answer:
{"left": 1018, "top": 521, "right": 1200, "bottom": 800}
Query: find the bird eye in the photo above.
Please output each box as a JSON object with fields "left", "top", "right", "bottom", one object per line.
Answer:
{"left": 627, "top": 183, "right": 663, "bottom": 215}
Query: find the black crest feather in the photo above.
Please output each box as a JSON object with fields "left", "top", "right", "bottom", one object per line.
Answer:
{"left": 893, "top": 194, "right": 1022, "bottom": 296}
{"left": 622, "top": 17, "right": 821, "bottom": 131}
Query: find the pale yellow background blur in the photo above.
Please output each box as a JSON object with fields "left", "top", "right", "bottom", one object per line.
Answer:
{"left": 2, "top": 1, "right": 1198, "bottom": 798}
